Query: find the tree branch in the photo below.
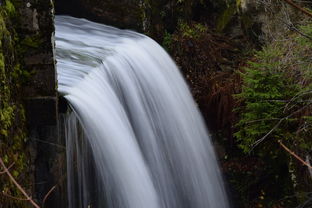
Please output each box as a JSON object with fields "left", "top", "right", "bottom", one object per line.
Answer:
{"left": 278, "top": 140, "right": 312, "bottom": 169}
{"left": 281, "top": 0, "right": 312, "bottom": 18}
{"left": 2, "top": 192, "right": 30, "bottom": 201}
{"left": 251, "top": 103, "right": 312, "bottom": 150}
{"left": 278, "top": 18, "right": 312, "bottom": 41}
{"left": 0, "top": 162, "right": 15, "bottom": 175}
{"left": 0, "top": 157, "right": 41, "bottom": 208}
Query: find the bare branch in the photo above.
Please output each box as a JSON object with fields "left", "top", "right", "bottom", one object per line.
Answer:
{"left": 278, "top": 140, "right": 312, "bottom": 169}
{"left": 0, "top": 162, "right": 15, "bottom": 175}
{"left": 251, "top": 119, "right": 284, "bottom": 151}
{"left": 245, "top": 118, "right": 280, "bottom": 124}
{"left": 0, "top": 157, "right": 41, "bottom": 208}
{"left": 251, "top": 103, "right": 312, "bottom": 150}
{"left": 2, "top": 192, "right": 30, "bottom": 201}
{"left": 278, "top": 18, "right": 312, "bottom": 41}
{"left": 281, "top": 0, "right": 312, "bottom": 18}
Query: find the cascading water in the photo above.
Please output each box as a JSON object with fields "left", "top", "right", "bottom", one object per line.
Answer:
{"left": 56, "top": 15, "right": 229, "bottom": 208}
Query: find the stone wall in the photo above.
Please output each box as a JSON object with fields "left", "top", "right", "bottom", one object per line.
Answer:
{"left": 18, "top": 0, "right": 65, "bottom": 207}
{"left": 0, "top": 0, "right": 63, "bottom": 207}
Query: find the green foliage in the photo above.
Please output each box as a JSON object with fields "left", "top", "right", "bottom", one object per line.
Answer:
{"left": 235, "top": 29, "right": 312, "bottom": 153}
{"left": 234, "top": 22, "right": 312, "bottom": 206}
{"left": 177, "top": 21, "right": 207, "bottom": 38}
{"left": 162, "top": 30, "right": 173, "bottom": 51}
{"left": 162, "top": 21, "right": 209, "bottom": 52}
{"left": 296, "top": 23, "right": 312, "bottom": 47}
{"left": 235, "top": 45, "right": 298, "bottom": 152}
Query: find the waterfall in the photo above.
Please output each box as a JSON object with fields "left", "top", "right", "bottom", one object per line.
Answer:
{"left": 56, "top": 15, "right": 229, "bottom": 208}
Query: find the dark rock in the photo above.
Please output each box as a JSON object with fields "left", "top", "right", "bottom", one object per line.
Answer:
{"left": 55, "top": 0, "right": 143, "bottom": 31}
{"left": 24, "top": 52, "right": 54, "bottom": 65}
{"left": 17, "top": 0, "right": 65, "bottom": 207}
{"left": 25, "top": 97, "right": 57, "bottom": 126}
{"left": 30, "top": 68, "right": 55, "bottom": 97}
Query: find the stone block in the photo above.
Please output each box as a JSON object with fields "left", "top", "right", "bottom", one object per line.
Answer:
{"left": 23, "top": 65, "right": 56, "bottom": 97}
{"left": 24, "top": 52, "right": 54, "bottom": 65}
{"left": 25, "top": 97, "right": 58, "bottom": 126}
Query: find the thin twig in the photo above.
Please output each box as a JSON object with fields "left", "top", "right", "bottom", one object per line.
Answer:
{"left": 288, "top": 23, "right": 312, "bottom": 41}
{"left": 42, "top": 185, "right": 56, "bottom": 207}
{"left": 251, "top": 119, "right": 284, "bottom": 150}
{"left": 0, "top": 157, "right": 41, "bottom": 208}
{"left": 32, "top": 139, "right": 66, "bottom": 150}
{"left": 278, "top": 18, "right": 312, "bottom": 41}
{"left": 278, "top": 140, "right": 312, "bottom": 168}
{"left": 245, "top": 118, "right": 280, "bottom": 124}
{"left": 285, "top": 90, "right": 312, "bottom": 111}
{"left": 42, "top": 169, "right": 68, "bottom": 207}
{"left": 251, "top": 103, "right": 312, "bottom": 150}
{"left": 0, "top": 162, "right": 15, "bottom": 174}
{"left": 2, "top": 192, "right": 30, "bottom": 201}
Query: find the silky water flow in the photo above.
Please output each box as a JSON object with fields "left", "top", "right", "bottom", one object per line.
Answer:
{"left": 56, "top": 16, "right": 229, "bottom": 208}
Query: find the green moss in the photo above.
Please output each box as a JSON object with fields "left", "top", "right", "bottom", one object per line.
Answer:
{"left": 11, "top": 63, "right": 32, "bottom": 84}
{"left": 216, "top": 4, "right": 236, "bottom": 32}
{"left": 20, "top": 35, "right": 42, "bottom": 48}
{"left": 236, "top": 0, "right": 246, "bottom": 8}
{"left": 240, "top": 14, "right": 253, "bottom": 30}
{"left": 0, "top": 106, "right": 14, "bottom": 136}
{"left": 0, "top": 52, "right": 4, "bottom": 74}
{"left": 4, "top": 0, "right": 16, "bottom": 16}
{"left": 0, "top": 5, "right": 31, "bottom": 206}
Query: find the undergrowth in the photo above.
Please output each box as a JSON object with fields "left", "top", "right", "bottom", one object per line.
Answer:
{"left": 235, "top": 21, "right": 312, "bottom": 207}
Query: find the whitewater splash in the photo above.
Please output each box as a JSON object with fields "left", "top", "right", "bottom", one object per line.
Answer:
{"left": 56, "top": 16, "right": 229, "bottom": 208}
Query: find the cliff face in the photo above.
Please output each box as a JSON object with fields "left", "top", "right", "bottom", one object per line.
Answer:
{"left": 0, "top": 0, "right": 63, "bottom": 207}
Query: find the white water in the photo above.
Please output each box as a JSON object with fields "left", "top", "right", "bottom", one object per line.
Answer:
{"left": 56, "top": 16, "right": 229, "bottom": 208}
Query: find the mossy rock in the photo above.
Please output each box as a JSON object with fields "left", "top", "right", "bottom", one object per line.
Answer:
{"left": 0, "top": 1, "right": 32, "bottom": 207}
